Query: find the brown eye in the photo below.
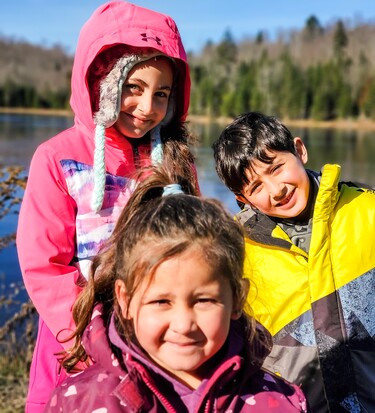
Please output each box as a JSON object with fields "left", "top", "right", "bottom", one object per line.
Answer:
{"left": 272, "top": 163, "right": 284, "bottom": 173}
{"left": 125, "top": 84, "right": 141, "bottom": 93}
{"left": 249, "top": 183, "right": 261, "bottom": 195}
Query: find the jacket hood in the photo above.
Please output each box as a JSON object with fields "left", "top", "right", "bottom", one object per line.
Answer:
{"left": 70, "top": 0, "right": 191, "bottom": 135}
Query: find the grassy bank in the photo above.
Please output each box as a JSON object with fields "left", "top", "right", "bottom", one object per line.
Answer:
{"left": 190, "top": 114, "right": 375, "bottom": 131}
{"left": 0, "top": 166, "right": 32, "bottom": 412}
{"left": 0, "top": 299, "right": 36, "bottom": 413}
{"left": 0, "top": 107, "right": 73, "bottom": 117}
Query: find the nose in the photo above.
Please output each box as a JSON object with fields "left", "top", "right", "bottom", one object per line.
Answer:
{"left": 138, "top": 92, "right": 154, "bottom": 115}
{"left": 268, "top": 181, "right": 286, "bottom": 201}
{"left": 169, "top": 306, "right": 196, "bottom": 334}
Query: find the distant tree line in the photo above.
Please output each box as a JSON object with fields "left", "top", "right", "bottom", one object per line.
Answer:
{"left": 189, "top": 16, "right": 375, "bottom": 120}
{"left": 0, "top": 38, "right": 72, "bottom": 110}
{"left": 2, "top": 16, "right": 375, "bottom": 120}
{"left": 0, "top": 79, "right": 70, "bottom": 109}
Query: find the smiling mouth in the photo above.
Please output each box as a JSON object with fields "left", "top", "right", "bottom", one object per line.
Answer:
{"left": 166, "top": 339, "right": 202, "bottom": 348}
{"left": 276, "top": 190, "right": 294, "bottom": 207}
{"left": 125, "top": 113, "right": 150, "bottom": 123}
{"left": 169, "top": 341, "right": 197, "bottom": 347}
{"left": 133, "top": 116, "right": 149, "bottom": 123}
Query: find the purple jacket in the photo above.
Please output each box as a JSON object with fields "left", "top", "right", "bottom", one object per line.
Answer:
{"left": 45, "top": 309, "right": 309, "bottom": 412}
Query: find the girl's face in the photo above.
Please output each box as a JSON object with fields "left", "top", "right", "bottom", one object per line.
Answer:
{"left": 115, "top": 57, "right": 174, "bottom": 138}
{"left": 236, "top": 138, "right": 310, "bottom": 219}
{"left": 116, "top": 246, "right": 240, "bottom": 389}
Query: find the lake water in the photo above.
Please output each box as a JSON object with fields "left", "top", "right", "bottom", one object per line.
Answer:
{"left": 1, "top": 113, "right": 374, "bottom": 305}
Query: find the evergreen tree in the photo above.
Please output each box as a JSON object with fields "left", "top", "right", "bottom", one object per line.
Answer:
{"left": 199, "top": 77, "right": 216, "bottom": 117}
{"left": 220, "top": 91, "right": 236, "bottom": 117}
{"left": 230, "top": 62, "right": 256, "bottom": 115}
{"left": 277, "top": 52, "right": 306, "bottom": 119}
{"left": 255, "top": 31, "right": 264, "bottom": 44}
{"left": 304, "top": 15, "right": 323, "bottom": 40}
{"left": 362, "top": 78, "right": 375, "bottom": 119}
{"left": 333, "top": 20, "right": 348, "bottom": 59}
{"left": 216, "top": 29, "right": 238, "bottom": 75}
{"left": 337, "top": 83, "right": 353, "bottom": 118}
{"left": 189, "top": 65, "right": 208, "bottom": 114}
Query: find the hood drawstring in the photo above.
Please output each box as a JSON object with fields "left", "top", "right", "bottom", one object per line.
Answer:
{"left": 91, "top": 52, "right": 174, "bottom": 212}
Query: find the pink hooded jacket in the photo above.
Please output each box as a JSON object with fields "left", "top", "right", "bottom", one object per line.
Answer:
{"left": 16, "top": 2, "right": 191, "bottom": 412}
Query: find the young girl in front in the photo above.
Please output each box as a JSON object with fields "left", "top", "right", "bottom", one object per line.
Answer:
{"left": 45, "top": 167, "right": 309, "bottom": 412}
{"left": 17, "top": 2, "right": 197, "bottom": 411}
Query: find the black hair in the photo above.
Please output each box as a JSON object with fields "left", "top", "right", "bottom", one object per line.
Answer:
{"left": 212, "top": 112, "right": 297, "bottom": 195}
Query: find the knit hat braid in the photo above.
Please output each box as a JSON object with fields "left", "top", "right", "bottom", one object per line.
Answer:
{"left": 91, "top": 52, "right": 173, "bottom": 212}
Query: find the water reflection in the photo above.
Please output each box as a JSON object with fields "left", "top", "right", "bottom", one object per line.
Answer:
{"left": 0, "top": 114, "right": 374, "bottom": 288}
{"left": 0, "top": 114, "right": 73, "bottom": 167}
{"left": 293, "top": 127, "right": 375, "bottom": 186}
{"left": 1, "top": 114, "right": 373, "bottom": 210}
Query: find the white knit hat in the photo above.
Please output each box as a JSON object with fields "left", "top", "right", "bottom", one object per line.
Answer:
{"left": 91, "top": 52, "right": 175, "bottom": 212}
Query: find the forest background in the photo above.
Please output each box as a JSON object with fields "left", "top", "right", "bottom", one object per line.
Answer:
{"left": 1, "top": 15, "right": 375, "bottom": 121}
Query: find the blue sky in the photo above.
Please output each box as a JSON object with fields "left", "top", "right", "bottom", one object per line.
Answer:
{"left": 1, "top": 1, "right": 374, "bottom": 55}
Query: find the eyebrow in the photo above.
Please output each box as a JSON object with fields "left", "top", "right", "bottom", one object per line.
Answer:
{"left": 245, "top": 162, "right": 275, "bottom": 190}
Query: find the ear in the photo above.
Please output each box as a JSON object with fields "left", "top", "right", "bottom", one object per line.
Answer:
{"left": 294, "top": 137, "right": 308, "bottom": 165}
{"left": 231, "top": 278, "right": 250, "bottom": 320}
{"left": 115, "top": 279, "right": 132, "bottom": 320}
{"left": 235, "top": 194, "right": 252, "bottom": 207}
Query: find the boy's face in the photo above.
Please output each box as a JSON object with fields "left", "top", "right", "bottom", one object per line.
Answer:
{"left": 236, "top": 137, "right": 310, "bottom": 219}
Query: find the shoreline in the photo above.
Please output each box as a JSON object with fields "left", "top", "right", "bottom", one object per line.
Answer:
{"left": 0, "top": 107, "right": 73, "bottom": 117}
{"left": 2, "top": 107, "right": 375, "bottom": 131}
{"left": 189, "top": 115, "right": 375, "bottom": 131}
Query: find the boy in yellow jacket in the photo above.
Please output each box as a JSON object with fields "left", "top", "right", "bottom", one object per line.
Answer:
{"left": 212, "top": 111, "right": 375, "bottom": 413}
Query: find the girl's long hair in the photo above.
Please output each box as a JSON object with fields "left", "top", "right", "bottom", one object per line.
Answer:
{"left": 161, "top": 120, "right": 198, "bottom": 191}
{"left": 61, "top": 164, "right": 269, "bottom": 372}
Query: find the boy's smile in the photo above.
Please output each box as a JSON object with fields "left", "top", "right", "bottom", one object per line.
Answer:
{"left": 236, "top": 138, "right": 310, "bottom": 219}
{"left": 275, "top": 188, "right": 295, "bottom": 207}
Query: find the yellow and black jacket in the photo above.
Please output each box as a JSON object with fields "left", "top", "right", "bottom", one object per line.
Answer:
{"left": 237, "top": 164, "right": 375, "bottom": 413}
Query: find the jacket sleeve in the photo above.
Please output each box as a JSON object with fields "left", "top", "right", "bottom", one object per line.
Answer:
{"left": 17, "top": 143, "right": 83, "bottom": 348}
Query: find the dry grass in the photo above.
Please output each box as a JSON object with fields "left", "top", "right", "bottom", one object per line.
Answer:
{"left": 0, "top": 298, "right": 36, "bottom": 413}
{"left": 0, "top": 166, "right": 35, "bottom": 413}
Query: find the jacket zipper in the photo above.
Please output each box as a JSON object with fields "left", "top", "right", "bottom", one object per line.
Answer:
{"left": 142, "top": 375, "right": 177, "bottom": 413}
{"left": 133, "top": 142, "right": 140, "bottom": 168}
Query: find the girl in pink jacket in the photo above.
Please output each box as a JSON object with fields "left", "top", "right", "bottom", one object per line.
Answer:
{"left": 45, "top": 167, "right": 309, "bottom": 413}
{"left": 16, "top": 2, "right": 196, "bottom": 412}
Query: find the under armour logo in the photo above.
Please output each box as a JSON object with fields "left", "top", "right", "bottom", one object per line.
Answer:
{"left": 140, "top": 33, "right": 162, "bottom": 45}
